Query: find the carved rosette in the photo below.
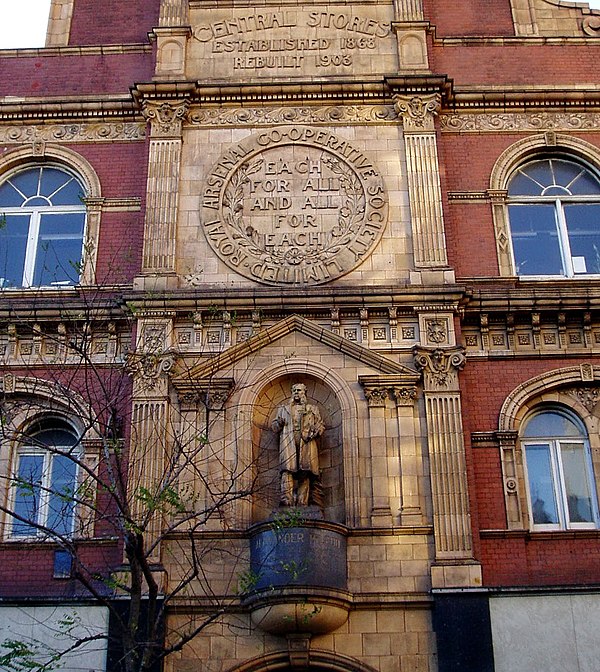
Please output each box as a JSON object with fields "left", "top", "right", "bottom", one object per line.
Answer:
{"left": 393, "top": 93, "right": 441, "bottom": 132}
{"left": 142, "top": 100, "right": 190, "bottom": 138}
{"left": 413, "top": 347, "right": 465, "bottom": 392}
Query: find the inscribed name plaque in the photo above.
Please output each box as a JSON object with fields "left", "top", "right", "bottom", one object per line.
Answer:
{"left": 249, "top": 524, "right": 347, "bottom": 591}
{"left": 202, "top": 127, "right": 388, "bottom": 285}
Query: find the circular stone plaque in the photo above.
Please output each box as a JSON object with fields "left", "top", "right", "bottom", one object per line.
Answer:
{"left": 202, "top": 126, "right": 387, "bottom": 285}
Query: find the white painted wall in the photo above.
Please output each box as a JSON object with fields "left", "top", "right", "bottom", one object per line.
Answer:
{"left": 490, "top": 594, "right": 600, "bottom": 672}
{"left": 0, "top": 605, "right": 109, "bottom": 672}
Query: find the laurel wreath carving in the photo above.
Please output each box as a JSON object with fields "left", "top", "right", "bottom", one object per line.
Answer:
{"left": 222, "top": 152, "right": 366, "bottom": 267}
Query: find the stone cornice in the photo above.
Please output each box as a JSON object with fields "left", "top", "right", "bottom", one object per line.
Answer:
{"left": 0, "top": 44, "right": 152, "bottom": 58}
{"left": 0, "top": 95, "right": 140, "bottom": 124}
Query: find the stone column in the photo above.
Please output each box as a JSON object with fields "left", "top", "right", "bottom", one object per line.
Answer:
{"left": 128, "top": 319, "right": 176, "bottom": 561}
{"left": 394, "top": 94, "right": 448, "bottom": 270}
{"left": 360, "top": 383, "right": 394, "bottom": 526}
{"left": 390, "top": 384, "right": 423, "bottom": 525}
{"left": 141, "top": 100, "right": 189, "bottom": 280}
{"left": 413, "top": 347, "right": 473, "bottom": 562}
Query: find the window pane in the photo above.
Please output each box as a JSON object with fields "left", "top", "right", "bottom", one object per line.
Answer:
{"left": 0, "top": 214, "right": 29, "bottom": 288}
{"left": 567, "top": 169, "right": 600, "bottom": 196}
{"left": 12, "top": 454, "right": 44, "bottom": 536}
{"left": 508, "top": 170, "right": 546, "bottom": 196}
{"left": 47, "top": 455, "right": 77, "bottom": 535}
{"left": 564, "top": 204, "right": 600, "bottom": 275}
{"left": 40, "top": 168, "right": 84, "bottom": 206}
{"left": 523, "top": 411, "right": 582, "bottom": 438}
{"left": 509, "top": 204, "right": 564, "bottom": 275}
{"left": 525, "top": 444, "right": 560, "bottom": 525}
{"left": 0, "top": 181, "right": 26, "bottom": 207}
{"left": 561, "top": 442, "right": 594, "bottom": 524}
{"left": 33, "top": 213, "right": 85, "bottom": 286}
{"left": 7, "top": 169, "right": 40, "bottom": 199}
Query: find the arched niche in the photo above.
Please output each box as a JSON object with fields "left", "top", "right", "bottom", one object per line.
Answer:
{"left": 251, "top": 374, "right": 344, "bottom": 524}
{"left": 225, "top": 648, "right": 379, "bottom": 672}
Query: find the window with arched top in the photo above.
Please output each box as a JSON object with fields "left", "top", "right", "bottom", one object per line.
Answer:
{"left": 0, "top": 165, "right": 86, "bottom": 288}
{"left": 507, "top": 157, "right": 600, "bottom": 277}
{"left": 522, "top": 407, "right": 599, "bottom": 530}
{"left": 11, "top": 417, "right": 81, "bottom": 538}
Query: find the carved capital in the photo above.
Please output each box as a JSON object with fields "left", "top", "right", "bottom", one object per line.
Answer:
{"left": 142, "top": 100, "right": 190, "bottom": 137}
{"left": 390, "top": 385, "right": 418, "bottom": 406}
{"left": 362, "top": 385, "right": 389, "bottom": 408}
{"left": 413, "top": 346, "right": 465, "bottom": 391}
{"left": 394, "top": 93, "right": 441, "bottom": 131}
{"left": 127, "top": 351, "right": 178, "bottom": 393}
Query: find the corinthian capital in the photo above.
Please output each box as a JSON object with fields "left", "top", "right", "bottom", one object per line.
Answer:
{"left": 142, "top": 100, "right": 190, "bottom": 137}
{"left": 413, "top": 346, "right": 465, "bottom": 392}
{"left": 393, "top": 93, "right": 441, "bottom": 132}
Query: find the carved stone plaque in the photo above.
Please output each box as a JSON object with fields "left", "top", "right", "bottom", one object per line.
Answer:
{"left": 202, "top": 126, "right": 387, "bottom": 285}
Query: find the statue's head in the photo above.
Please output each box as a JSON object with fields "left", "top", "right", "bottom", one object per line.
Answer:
{"left": 291, "top": 383, "right": 307, "bottom": 403}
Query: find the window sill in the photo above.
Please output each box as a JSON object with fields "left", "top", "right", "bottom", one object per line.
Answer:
{"left": 480, "top": 528, "right": 600, "bottom": 540}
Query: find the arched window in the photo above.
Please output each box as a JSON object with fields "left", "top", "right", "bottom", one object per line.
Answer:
{"left": 507, "top": 157, "right": 600, "bottom": 277}
{"left": 522, "top": 407, "right": 598, "bottom": 530}
{"left": 11, "top": 418, "right": 80, "bottom": 538}
{"left": 0, "top": 165, "right": 86, "bottom": 288}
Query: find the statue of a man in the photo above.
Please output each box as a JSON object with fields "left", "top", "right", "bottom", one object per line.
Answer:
{"left": 272, "top": 383, "right": 325, "bottom": 507}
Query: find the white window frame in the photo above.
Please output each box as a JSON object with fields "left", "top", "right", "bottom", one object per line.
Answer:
{"left": 0, "top": 166, "right": 87, "bottom": 289}
{"left": 9, "top": 443, "right": 80, "bottom": 540}
{"left": 507, "top": 158, "right": 600, "bottom": 278}
{"left": 522, "top": 413, "right": 599, "bottom": 532}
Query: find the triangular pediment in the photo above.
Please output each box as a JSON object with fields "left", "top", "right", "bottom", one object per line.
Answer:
{"left": 173, "top": 314, "right": 419, "bottom": 382}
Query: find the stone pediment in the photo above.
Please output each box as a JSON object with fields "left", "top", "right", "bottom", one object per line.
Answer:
{"left": 173, "top": 314, "right": 420, "bottom": 383}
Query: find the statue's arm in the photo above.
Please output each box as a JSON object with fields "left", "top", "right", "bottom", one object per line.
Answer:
{"left": 271, "top": 406, "right": 286, "bottom": 433}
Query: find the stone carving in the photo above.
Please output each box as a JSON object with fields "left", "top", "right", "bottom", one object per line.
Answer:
{"left": 583, "top": 17, "right": 600, "bottom": 37}
{"left": 0, "top": 123, "right": 146, "bottom": 144}
{"left": 393, "top": 93, "right": 441, "bottom": 131}
{"left": 127, "top": 351, "right": 177, "bottom": 392}
{"left": 272, "top": 383, "right": 325, "bottom": 507}
{"left": 142, "top": 100, "right": 190, "bottom": 137}
{"left": 413, "top": 347, "right": 466, "bottom": 391}
{"left": 189, "top": 105, "right": 397, "bottom": 127}
{"left": 425, "top": 319, "right": 448, "bottom": 345}
{"left": 440, "top": 112, "right": 600, "bottom": 133}
{"left": 202, "top": 126, "right": 387, "bottom": 285}
{"left": 566, "top": 386, "right": 600, "bottom": 412}
{"left": 363, "top": 386, "right": 389, "bottom": 407}
{"left": 390, "top": 386, "right": 418, "bottom": 406}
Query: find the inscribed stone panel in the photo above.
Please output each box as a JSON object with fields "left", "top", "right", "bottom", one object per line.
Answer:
{"left": 188, "top": 4, "right": 397, "bottom": 80}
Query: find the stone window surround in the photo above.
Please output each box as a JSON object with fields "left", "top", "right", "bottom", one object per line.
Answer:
{"left": 496, "top": 365, "right": 600, "bottom": 532}
{"left": 0, "top": 375, "right": 102, "bottom": 541}
{"left": 488, "top": 134, "right": 600, "bottom": 277}
{"left": 0, "top": 144, "right": 102, "bottom": 286}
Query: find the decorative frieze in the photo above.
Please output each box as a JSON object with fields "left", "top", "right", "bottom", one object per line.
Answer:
{"left": 188, "top": 105, "right": 397, "bottom": 127}
{"left": 463, "top": 310, "right": 600, "bottom": 357}
{"left": 0, "top": 122, "right": 146, "bottom": 144}
{"left": 440, "top": 111, "right": 600, "bottom": 133}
